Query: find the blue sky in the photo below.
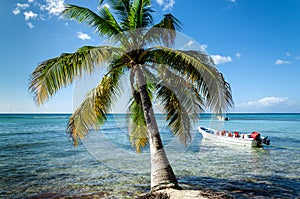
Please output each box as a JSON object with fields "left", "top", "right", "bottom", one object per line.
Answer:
{"left": 0, "top": 0, "right": 300, "bottom": 113}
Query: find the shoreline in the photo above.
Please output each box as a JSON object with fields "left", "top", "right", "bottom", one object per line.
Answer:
{"left": 25, "top": 188, "right": 233, "bottom": 199}
{"left": 138, "top": 188, "right": 233, "bottom": 199}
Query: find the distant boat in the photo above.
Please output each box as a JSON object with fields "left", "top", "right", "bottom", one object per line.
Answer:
{"left": 198, "top": 126, "right": 270, "bottom": 147}
{"left": 216, "top": 115, "right": 230, "bottom": 121}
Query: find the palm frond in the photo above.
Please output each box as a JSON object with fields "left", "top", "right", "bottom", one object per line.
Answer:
{"left": 104, "top": 0, "right": 131, "bottom": 29}
{"left": 127, "top": 96, "right": 148, "bottom": 153}
{"left": 127, "top": 0, "right": 153, "bottom": 29}
{"left": 67, "top": 67, "right": 124, "bottom": 145}
{"left": 154, "top": 66, "right": 204, "bottom": 145}
{"left": 29, "top": 46, "right": 123, "bottom": 105}
{"left": 156, "top": 14, "right": 182, "bottom": 31}
{"left": 142, "top": 47, "right": 233, "bottom": 114}
{"left": 98, "top": 6, "right": 123, "bottom": 32}
{"left": 156, "top": 65, "right": 205, "bottom": 114}
{"left": 127, "top": 67, "right": 156, "bottom": 152}
{"left": 144, "top": 14, "right": 182, "bottom": 47}
{"left": 63, "top": 4, "right": 121, "bottom": 37}
{"left": 156, "top": 84, "right": 192, "bottom": 145}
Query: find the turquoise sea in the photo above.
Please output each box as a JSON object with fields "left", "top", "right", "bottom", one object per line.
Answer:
{"left": 0, "top": 113, "right": 300, "bottom": 198}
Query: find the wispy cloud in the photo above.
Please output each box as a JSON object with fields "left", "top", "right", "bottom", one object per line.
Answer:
{"left": 77, "top": 32, "right": 91, "bottom": 41}
{"left": 235, "top": 52, "right": 241, "bottom": 58}
{"left": 229, "top": 0, "right": 236, "bottom": 3}
{"left": 24, "top": 11, "right": 38, "bottom": 20}
{"left": 156, "top": 0, "right": 176, "bottom": 11}
{"left": 239, "top": 97, "right": 290, "bottom": 108}
{"left": 98, "top": 3, "right": 110, "bottom": 11}
{"left": 236, "top": 97, "right": 293, "bottom": 112}
{"left": 13, "top": 0, "right": 65, "bottom": 28}
{"left": 274, "top": 52, "right": 300, "bottom": 65}
{"left": 211, "top": 54, "right": 232, "bottom": 65}
{"left": 186, "top": 40, "right": 194, "bottom": 47}
{"left": 156, "top": 0, "right": 163, "bottom": 6}
{"left": 199, "top": 44, "right": 208, "bottom": 52}
{"left": 253, "top": 97, "right": 288, "bottom": 107}
{"left": 13, "top": 3, "right": 29, "bottom": 15}
{"left": 27, "top": 22, "right": 34, "bottom": 29}
{"left": 183, "top": 42, "right": 232, "bottom": 64}
{"left": 40, "top": 0, "right": 65, "bottom": 16}
{"left": 182, "top": 41, "right": 208, "bottom": 53}
{"left": 102, "top": 3, "right": 110, "bottom": 9}
{"left": 275, "top": 59, "right": 290, "bottom": 65}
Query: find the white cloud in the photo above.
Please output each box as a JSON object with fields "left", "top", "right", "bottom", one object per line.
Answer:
{"left": 199, "top": 44, "right": 208, "bottom": 52}
{"left": 98, "top": 3, "right": 110, "bottom": 10}
{"left": 229, "top": 0, "right": 236, "bottom": 3}
{"left": 77, "top": 32, "right": 91, "bottom": 40}
{"left": 13, "top": 9, "right": 20, "bottom": 15}
{"left": 235, "top": 52, "right": 241, "bottom": 58}
{"left": 156, "top": 0, "right": 164, "bottom": 6}
{"left": 234, "top": 97, "right": 296, "bottom": 112}
{"left": 286, "top": 52, "right": 291, "bottom": 56}
{"left": 163, "top": 0, "right": 175, "bottom": 11}
{"left": 156, "top": 0, "right": 176, "bottom": 11}
{"left": 24, "top": 11, "right": 38, "bottom": 21}
{"left": 257, "top": 97, "right": 289, "bottom": 106}
{"left": 102, "top": 3, "right": 110, "bottom": 8}
{"left": 27, "top": 22, "right": 34, "bottom": 29}
{"left": 211, "top": 54, "right": 232, "bottom": 65}
{"left": 40, "top": 0, "right": 65, "bottom": 16}
{"left": 238, "top": 97, "right": 290, "bottom": 109}
{"left": 187, "top": 40, "right": 194, "bottom": 47}
{"left": 13, "top": 3, "right": 29, "bottom": 15}
{"left": 275, "top": 59, "right": 290, "bottom": 65}
{"left": 13, "top": 0, "right": 65, "bottom": 28}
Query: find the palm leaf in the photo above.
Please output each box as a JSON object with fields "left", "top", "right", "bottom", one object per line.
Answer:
{"left": 29, "top": 46, "right": 123, "bottom": 105}
{"left": 126, "top": 0, "right": 152, "bottom": 29}
{"left": 127, "top": 96, "right": 148, "bottom": 153}
{"left": 63, "top": 4, "right": 121, "bottom": 37}
{"left": 156, "top": 65, "right": 205, "bottom": 114}
{"left": 141, "top": 47, "right": 233, "bottom": 114}
{"left": 67, "top": 67, "right": 124, "bottom": 145}
{"left": 127, "top": 68, "right": 155, "bottom": 152}
{"left": 155, "top": 66, "right": 204, "bottom": 145}
{"left": 103, "top": 0, "right": 131, "bottom": 29}
{"left": 144, "top": 14, "right": 182, "bottom": 47}
{"left": 156, "top": 84, "right": 192, "bottom": 145}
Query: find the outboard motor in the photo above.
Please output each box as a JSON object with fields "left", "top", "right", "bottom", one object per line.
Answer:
{"left": 262, "top": 136, "right": 270, "bottom": 145}
{"left": 251, "top": 132, "right": 270, "bottom": 145}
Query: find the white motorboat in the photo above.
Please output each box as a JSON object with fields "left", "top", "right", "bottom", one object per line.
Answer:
{"left": 198, "top": 126, "right": 270, "bottom": 147}
{"left": 216, "top": 115, "right": 230, "bottom": 121}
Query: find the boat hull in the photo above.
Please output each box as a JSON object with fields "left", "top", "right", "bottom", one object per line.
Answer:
{"left": 198, "top": 127, "right": 262, "bottom": 147}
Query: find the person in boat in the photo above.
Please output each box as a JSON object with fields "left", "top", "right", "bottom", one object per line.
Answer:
{"left": 221, "top": 130, "right": 226, "bottom": 136}
{"left": 234, "top": 131, "right": 240, "bottom": 138}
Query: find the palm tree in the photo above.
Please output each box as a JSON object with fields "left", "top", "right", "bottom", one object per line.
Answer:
{"left": 29, "top": 0, "right": 233, "bottom": 192}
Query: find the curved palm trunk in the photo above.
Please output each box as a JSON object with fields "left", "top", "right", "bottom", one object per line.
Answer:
{"left": 134, "top": 66, "right": 179, "bottom": 191}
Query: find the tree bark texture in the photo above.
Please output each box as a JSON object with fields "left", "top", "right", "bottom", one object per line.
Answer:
{"left": 134, "top": 66, "right": 179, "bottom": 191}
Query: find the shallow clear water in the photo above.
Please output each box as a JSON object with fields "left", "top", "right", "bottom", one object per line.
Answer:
{"left": 0, "top": 113, "right": 299, "bottom": 198}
